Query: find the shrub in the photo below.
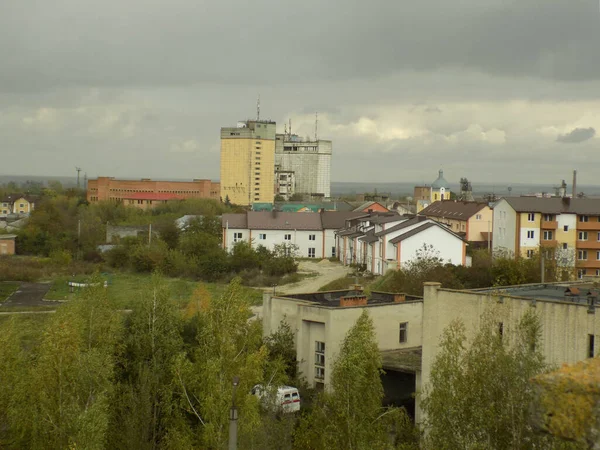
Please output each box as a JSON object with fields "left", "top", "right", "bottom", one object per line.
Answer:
{"left": 49, "top": 249, "right": 72, "bottom": 267}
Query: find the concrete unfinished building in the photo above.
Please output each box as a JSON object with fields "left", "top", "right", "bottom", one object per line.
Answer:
{"left": 275, "top": 132, "right": 332, "bottom": 200}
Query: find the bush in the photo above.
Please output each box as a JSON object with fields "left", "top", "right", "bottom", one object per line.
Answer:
{"left": 49, "top": 249, "right": 72, "bottom": 267}
{"left": 130, "top": 242, "right": 169, "bottom": 273}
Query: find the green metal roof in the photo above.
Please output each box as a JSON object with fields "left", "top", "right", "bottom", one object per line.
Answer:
{"left": 431, "top": 169, "right": 450, "bottom": 189}
{"left": 251, "top": 203, "right": 273, "bottom": 211}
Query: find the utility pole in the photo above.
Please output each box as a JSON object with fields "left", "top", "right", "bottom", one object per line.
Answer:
{"left": 78, "top": 219, "right": 81, "bottom": 260}
{"left": 75, "top": 167, "right": 82, "bottom": 188}
{"left": 541, "top": 250, "right": 545, "bottom": 283}
{"left": 229, "top": 376, "right": 240, "bottom": 450}
{"left": 487, "top": 221, "right": 491, "bottom": 254}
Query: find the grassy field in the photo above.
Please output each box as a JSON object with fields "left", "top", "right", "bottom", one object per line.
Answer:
{"left": 0, "top": 282, "right": 20, "bottom": 301}
{"left": 44, "top": 272, "right": 263, "bottom": 308}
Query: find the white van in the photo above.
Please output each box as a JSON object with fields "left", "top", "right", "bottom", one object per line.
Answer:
{"left": 251, "top": 385, "right": 301, "bottom": 413}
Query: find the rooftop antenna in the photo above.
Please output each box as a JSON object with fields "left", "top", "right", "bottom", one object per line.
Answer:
{"left": 75, "top": 166, "right": 81, "bottom": 188}
{"left": 289, "top": 118, "right": 292, "bottom": 137}
{"left": 284, "top": 123, "right": 287, "bottom": 135}
{"left": 256, "top": 95, "right": 260, "bottom": 121}
{"left": 315, "top": 111, "right": 318, "bottom": 141}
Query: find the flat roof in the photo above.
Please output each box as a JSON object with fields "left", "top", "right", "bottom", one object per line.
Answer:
{"left": 474, "top": 283, "right": 597, "bottom": 305}
{"left": 0, "top": 234, "right": 17, "bottom": 240}
{"left": 277, "top": 289, "right": 422, "bottom": 308}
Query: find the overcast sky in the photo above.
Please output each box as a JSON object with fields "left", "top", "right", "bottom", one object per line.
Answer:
{"left": 2, "top": 0, "right": 600, "bottom": 185}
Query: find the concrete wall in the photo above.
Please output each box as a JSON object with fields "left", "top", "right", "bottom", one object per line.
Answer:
{"left": 263, "top": 293, "right": 423, "bottom": 389}
{"left": 419, "top": 282, "right": 600, "bottom": 423}
{"left": 492, "top": 199, "right": 517, "bottom": 255}
{"left": 106, "top": 225, "right": 152, "bottom": 243}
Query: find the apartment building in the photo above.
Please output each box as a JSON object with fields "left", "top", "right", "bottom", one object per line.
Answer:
{"left": 493, "top": 197, "right": 600, "bottom": 277}
{"left": 419, "top": 200, "right": 492, "bottom": 243}
{"left": 86, "top": 177, "right": 219, "bottom": 205}
{"left": 274, "top": 133, "right": 332, "bottom": 199}
{"left": 220, "top": 120, "right": 276, "bottom": 206}
{"left": 221, "top": 211, "right": 364, "bottom": 259}
{"left": 337, "top": 213, "right": 466, "bottom": 275}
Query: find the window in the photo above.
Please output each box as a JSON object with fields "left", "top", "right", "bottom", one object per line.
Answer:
{"left": 19, "top": 203, "right": 24, "bottom": 208}
{"left": 308, "top": 248, "right": 316, "bottom": 258}
{"left": 233, "top": 232, "right": 242, "bottom": 243}
{"left": 579, "top": 231, "right": 588, "bottom": 241}
{"left": 564, "top": 225, "right": 569, "bottom": 232}
{"left": 596, "top": 269, "right": 600, "bottom": 276}
{"left": 563, "top": 243, "right": 568, "bottom": 250}
{"left": 284, "top": 234, "right": 291, "bottom": 241}
{"left": 528, "top": 213, "right": 535, "bottom": 222}
{"left": 332, "top": 246, "right": 336, "bottom": 257}
{"left": 527, "top": 230, "right": 535, "bottom": 239}
{"left": 543, "top": 231, "right": 553, "bottom": 240}
{"left": 597, "top": 231, "right": 600, "bottom": 241}
{"left": 580, "top": 215, "right": 590, "bottom": 222}
{"left": 498, "top": 322, "right": 504, "bottom": 338}
{"left": 526, "top": 249, "right": 534, "bottom": 258}
{"left": 476, "top": 214, "right": 482, "bottom": 220}
{"left": 259, "top": 233, "right": 266, "bottom": 240}
{"left": 543, "top": 214, "right": 554, "bottom": 221}
{"left": 255, "top": 162, "right": 261, "bottom": 165}
{"left": 399, "top": 322, "right": 408, "bottom": 343}
{"left": 309, "top": 234, "right": 316, "bottom": 241}
{"left": 315, "top": 341, "right": 325, "bottom": 379}
{"left": 597, "top": 251, "right": 600, "bottom": 260}
{"left": 589, "top": 334, "right": 595, "bottom": 358}
{"left": 578, "top": 250, "right": 588, "bottom": 260}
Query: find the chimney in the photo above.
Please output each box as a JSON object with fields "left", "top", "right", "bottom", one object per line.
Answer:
{"left": 393, "top": 293, "right": 406, "bottom": 303}
{"left": 339, "top": 295, "right": 368, "bottom": 307}
{"left": 572, "top": 170, "right": 577, "bottom": 198}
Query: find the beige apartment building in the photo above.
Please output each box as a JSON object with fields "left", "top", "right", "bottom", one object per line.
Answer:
{"left": 419, "top": 200, "right": 492, "bottom": 243}
{"left": 220, "top": 120, "right": 276, "bottom": 206}
{"left": 493, "top": 197, "right": 600, "bottom": 278}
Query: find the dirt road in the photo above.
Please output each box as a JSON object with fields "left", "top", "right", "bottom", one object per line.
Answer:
{"left": 277, "top": 260, "right": 350, "bottom": 295}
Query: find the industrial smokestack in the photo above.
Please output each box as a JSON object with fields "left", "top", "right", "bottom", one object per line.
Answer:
{"left": 572, "top": 170, "right": 577, "bottom": 198}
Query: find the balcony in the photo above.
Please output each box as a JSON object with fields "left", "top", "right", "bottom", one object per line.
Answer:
{"left": 576, "top": 240, "right": 600, "bottom": 250}
{"left": 540, "top": 240, "right": 558, "bottom": 247}
{"left": 541, "top": 220, "right": 558, "bottom": 229}
{"left": 576, "top": 259, "right": 600, "bottom": 269}
{"left": 577, "top": 221, "right": 600, "bottom": 231}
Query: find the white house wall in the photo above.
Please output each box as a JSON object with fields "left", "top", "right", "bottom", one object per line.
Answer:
{"left": 400, "top": 226, "right": 464, "bottom": 266}
{"left": 251, "top": 229, "right": 323, "bottom": 258}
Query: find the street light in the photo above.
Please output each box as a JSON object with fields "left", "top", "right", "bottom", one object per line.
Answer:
{"left": 229, "top": 376, "right": 240, "bottom": 450}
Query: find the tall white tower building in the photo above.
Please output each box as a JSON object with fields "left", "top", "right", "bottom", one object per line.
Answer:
{"left": 274, "top": 133, "right": 332, "bottom": 200}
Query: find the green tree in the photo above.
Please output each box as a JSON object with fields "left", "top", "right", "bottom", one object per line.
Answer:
{"left": 296, "top": 311, "right": 412, "bottom": 450}
{"left": 173, "top": 278, "right": 267, "bottom": 448}
{"left": 157, "top": 219, "right": 181, "bottom": 250}
{"left": 421, "top": 308, "right": 565, "bottom": 450}
{"left": 109, "top": 275, "right": 184, "bottom": 449}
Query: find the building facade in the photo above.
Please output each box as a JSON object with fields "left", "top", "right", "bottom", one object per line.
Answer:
{"left": 220, "top": 120, "right": 276, "bottom": 206}
{"left": 275, "top": 133, "right": 332, "bottom": 199}
{"left": 337, "top": 213, "right": 467, "bottom": 275}
{"left": 0, "top": 234, "right": 16, "bottom": 255}
{"left": 222, "top": 211, "right": 364, "bottom": 259}
{"left": 493, "top": 197, "right": 600, "bottom": 277}
{"left": 1, "top": 194, "right": 36, "bottom": 217}
{"left": 419, "top": 200, "right": 493, "bottom": 243}
{"left": 262, "top": 289, "right": 423, "bottom": 390}
{"left": 87, "top": 177, "right": 219, "bottom": 205}
{"left": 414, "top": 169, "right": 453, "bottom": 212}
{"left": 419, "top": 281, "right": 600, "bottom": 423}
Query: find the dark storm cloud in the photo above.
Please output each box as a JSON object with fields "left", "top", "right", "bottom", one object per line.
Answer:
{"left": 0, "top": 0, "right": 599, "bottom": 92}
{"left": 557, "top": 127, "right": 596, "bottom": 143}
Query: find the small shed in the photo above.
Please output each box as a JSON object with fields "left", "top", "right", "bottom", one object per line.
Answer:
{"left": 0, "top": 234, "right": 17, "bottom": 255}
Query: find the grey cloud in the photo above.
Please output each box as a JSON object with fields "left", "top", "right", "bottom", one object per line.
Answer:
{"left": 557, "top": 127, "right": 596, "bottom": 143}
{"left": 1, "top": 0, "right": 599, "bottom": 93}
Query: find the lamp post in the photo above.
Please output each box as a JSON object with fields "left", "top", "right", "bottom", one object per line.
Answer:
{"left": 229, "top": 376, "right": 240, "bottom": 450}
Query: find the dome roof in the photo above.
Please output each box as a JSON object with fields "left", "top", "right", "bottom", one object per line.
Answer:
{"left": 431, "top": 169, "right": 450, "bottom": 189}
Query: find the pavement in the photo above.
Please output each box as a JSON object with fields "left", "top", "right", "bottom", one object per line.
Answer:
{"left": 1, "top": 282, "right": 60, "bottom": 308}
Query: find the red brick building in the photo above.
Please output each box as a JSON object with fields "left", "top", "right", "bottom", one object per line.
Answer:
{"left": 87, "top": 177, "right": 220, "bottom": 206}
